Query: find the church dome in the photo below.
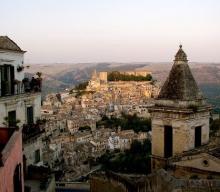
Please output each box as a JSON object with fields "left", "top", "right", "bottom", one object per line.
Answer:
{"left": 158, "top": 45, "right": 203, "bottom": 101}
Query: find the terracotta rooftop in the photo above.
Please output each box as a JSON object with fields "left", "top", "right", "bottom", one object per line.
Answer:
{"left": 0, "top": 36, "right": 25, "bottom": 52}
{"left": 158, "top": 45, "right": 203, "bottom": 101}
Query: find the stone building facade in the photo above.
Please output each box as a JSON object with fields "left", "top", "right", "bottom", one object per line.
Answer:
{"left": 0, "top": 36, "right": 42, "bottom": 192}
{"left": 0, "top": 36, "right": 41, "bottom": 128}
{"left": 90, "top": 170, "right": 220, "bottom": 192}
{"left": 149, "top": 45, "right": 211, "bottom": 171}
{"left": 0, "top": 36, "right": 29, "bottom": 192}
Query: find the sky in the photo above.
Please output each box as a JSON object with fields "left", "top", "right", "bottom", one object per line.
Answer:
{"left": 1, "top": 0, "right": 220, "bottom": 63}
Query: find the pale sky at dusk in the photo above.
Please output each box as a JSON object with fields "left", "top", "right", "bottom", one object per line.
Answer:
{"left": 1, "top": 0, "right": 220, "bottom": 63}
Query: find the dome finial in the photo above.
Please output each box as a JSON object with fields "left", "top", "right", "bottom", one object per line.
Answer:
{"left": 174, "top": 44, "right": 187, "bottom": 62}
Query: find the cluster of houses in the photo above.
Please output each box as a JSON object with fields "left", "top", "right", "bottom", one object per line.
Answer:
{"left": 1, "top": 36, "right": 220, "bottom": 192}
{"left": 20, "top": 59, "right": 160, "bottom": 183}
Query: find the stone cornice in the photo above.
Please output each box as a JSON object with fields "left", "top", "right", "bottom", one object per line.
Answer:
{"left": 0, "top": 92, "right": 41, "bottom": 105}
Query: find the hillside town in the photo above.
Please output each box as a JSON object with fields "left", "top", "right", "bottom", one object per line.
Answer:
{"left": 39, "top": 69, "right": 159, "bottom": 181}
{"left": 1, "top": 36, "right": 220, "bottom": 192}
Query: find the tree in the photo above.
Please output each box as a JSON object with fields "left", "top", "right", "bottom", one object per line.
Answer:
{"left": 146, "top": 74, "right": 152, "bottom": 81}
{"left": 107, "top": 71, "right": 153, "bottom": 82}
{"left": 36, "top": 72, "right": 42, "bottom": 78}
{"left": 74, "top": 81, "right": 89, "bottom": 91}
{"left": 130, "top": 140, "right": 143, "bottom": 154}
{"left": 97, "top": 113, "right": 151, "bottom": 133}
{"left": 142, "top": 139, "right": 151, "bottom": 155}
{"left": 98, "top": 139, "right": 152, "bottom": 174}
{"left": 210, "top": 118, "right": 220, "bottom": 135}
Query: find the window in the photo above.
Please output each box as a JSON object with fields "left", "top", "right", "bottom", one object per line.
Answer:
{"left": 27, "top": 106, "right": 34, "bottom": 124}
{"left": 0, "top": 65, "right": 14, "bottom": 96}
{"left": 34, "top": 149, "right": 40, "bottom": 163}
{"left": 8, "top": 110, "right": 16, "bottom": 127}
{"left": 164, "top": 125, "right": 173, "bottom": 158}
{"left": 195, "top": 126, "right": 202, "bottom": 147}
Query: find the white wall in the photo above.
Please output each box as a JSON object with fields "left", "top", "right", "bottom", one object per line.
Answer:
{"left": 0, "top": 49, "right": 41, "bottom": 127}
{"left": 0, "top": 93, "right": 41, "bottom": 127}
{"left": 23, "top": 136, "right": 44, "bottom": 166}
{"left": 0, "top": 50, "right": 24, "bottom": 82}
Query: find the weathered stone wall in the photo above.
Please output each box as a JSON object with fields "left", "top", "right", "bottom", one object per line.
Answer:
{"left": 23, "top": 135, "right": 44, "bottom": 167}
{"left": 90, "top": 176, "right": 126, "bottom": 192}
{"left": 0, "top": 93, "right": 41, "bottom": 127}
{"left": 90, "top": 170, "right": 220, "bottom": 192}
{"left": 90, "top": 170, "right": 176, "bottom": 192}
{"left": 172, "top": 165, "right": 220, "bottom": 179}
{"left": 151, "top": 110, "right": 210, "bottom": 169}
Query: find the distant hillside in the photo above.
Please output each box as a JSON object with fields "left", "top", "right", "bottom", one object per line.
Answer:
{"left": 25, "top": 62, "right": 148, "bottom": 98}
{"left": 25, "top": 62, "right": 220, "bottom": 108}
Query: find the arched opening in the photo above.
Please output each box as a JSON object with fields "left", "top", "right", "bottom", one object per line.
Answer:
{"left": 13, "top": 164, "right": 22, "bottom": 192}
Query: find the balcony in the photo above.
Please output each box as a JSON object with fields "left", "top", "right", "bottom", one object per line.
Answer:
{"left": 22, "top": 122, "right": 45, "bottom": 142}
{"left": 0, "top": 77, "right": 41, "bottom": 99}
{"left": 22, "top": 77, "right": 42, "bottom": 93}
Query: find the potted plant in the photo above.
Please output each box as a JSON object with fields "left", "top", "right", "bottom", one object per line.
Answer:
{"left": 35, "top": 72, "right": 42, "bottom": 91}
{"left": 17, "top": 65, "right": 24, "bottom": 72}
{"left": 3, "top": 116, "right": 21, "bottom": 129}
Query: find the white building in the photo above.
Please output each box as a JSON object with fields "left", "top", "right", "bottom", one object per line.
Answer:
{"left": 108, "top": 135, "right": 120, "bottom": 150}
{"left": 23, "top": 134, "right": 45, "bottom": 167}
{"left": 0, "top": 36, "right": 42, "bottom": 192}
{"left": 0, "top": 36, "right": 41, "bottom": 127}
{"left": 0, "top": 36, "right": 43, "bottom": 175}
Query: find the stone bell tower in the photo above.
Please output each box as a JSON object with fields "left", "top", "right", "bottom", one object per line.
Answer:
{"left": 150, "top": 45, "right": 211, "bottom": 171}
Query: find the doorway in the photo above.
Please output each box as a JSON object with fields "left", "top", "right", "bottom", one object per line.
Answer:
{"left": 0, "top": 65, "right": 14, "bottom": 96}
{"left": 195, "top": 126, "right": 202, "bottom": 147}
{"left": 164, "top": 125, "right": 173, "bottom": 158}
{"left": 8, "top": 110, "right": 16, "bottom": 127}
{"left": 27, "top": 106, "right": 34, "bottom": 125}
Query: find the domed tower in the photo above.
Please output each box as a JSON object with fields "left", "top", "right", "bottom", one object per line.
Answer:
{"left": 150, "top": 45, "right": 211, "bottom": 171}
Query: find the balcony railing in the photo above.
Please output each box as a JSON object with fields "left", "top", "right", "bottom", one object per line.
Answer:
{"left": 0, "top": 77, "right": 41, "bottom": 98}
{"left": 22, "top": 77, "right": 42, "bottom": 93}
{"left": 22, "top": 122, "right": 45, "bottom": 141}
